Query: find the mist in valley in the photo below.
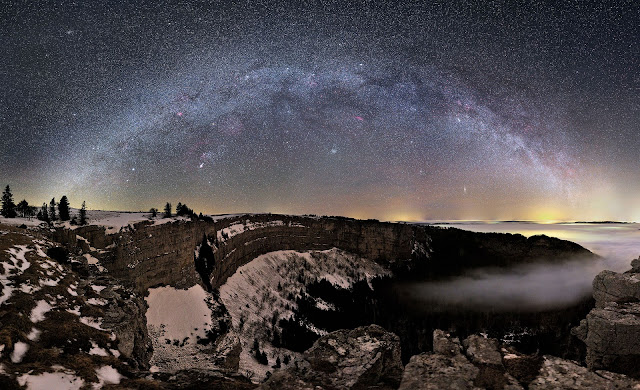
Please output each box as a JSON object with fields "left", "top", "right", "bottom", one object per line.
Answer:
{"left": 406, "top": 222, "right": 640, "bottom": 311}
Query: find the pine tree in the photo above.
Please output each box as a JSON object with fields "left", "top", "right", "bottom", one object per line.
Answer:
{"left": 163, "top": 202, "right": 172, "bottom": 218}
{"left": 1, "top": 185, "right": 17, "bottom": 218}
{"left": 39, "top": 203, "right": 49, "bottom": 222}
{"left": 27, "top": 206, "right": 37, "bottom": 219}
{"left": 58, "top": 195, "right": 70, "bottom": 221}
{"left": 49, "top": 198, "right": 57, "bottom": 221}
{"left": 149, "top": 208, "right": 158, "bottom": 218}
{"left": 16, "top": 199, "right": 30, "bottom": 218}
{"left": 79, "top": 201, "right": 87, "bottom": 225}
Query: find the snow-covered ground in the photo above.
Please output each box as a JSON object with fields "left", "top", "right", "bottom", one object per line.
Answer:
{"left": 0, "top": 245, "right": 32, "bottom": 305}
{"left": 1, "top": 210, "right": 245, "bottom": 234}
{"left": 0, "top": 216, "right": 41, "bottom": 227}
{"left": 145, "top": 284, "right": 220, "bottom": 372}
{"left": 146, "top": 285, "right": 212, "bottom": 343}
{"left": 0, "top": 229, "right": 129, "bottom": 389}
{"left": 219, "top": 248, "right": 391, "bottom": 381}
{"left": 217, "top": 219, "right": 306, "bottom": 242}
{"left": 18, "top": 370, "right": 85, "bottom": 390}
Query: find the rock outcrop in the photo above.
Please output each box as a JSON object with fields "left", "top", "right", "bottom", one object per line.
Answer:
{"left": 592, "top": 270, "right": 640, "bottom": 308}
{"left": 528, "top": 355, "right": 639, "bottom": 390}
{"left": 400, "top": 331, "right": 523, "bottom": 390}
{"left": 260, "top": 324, "right": 403, "bottom": 390}
{"left": 399, "top": 330, "right": 639, "bottom": 390}
{"left": 98, "top": 281, "right": 152, "bottom": 368}
{"left": 572, "top": 256, "right": 640, "bottom": 378}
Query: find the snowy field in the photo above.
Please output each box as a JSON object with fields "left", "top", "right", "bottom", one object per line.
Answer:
{"left": 0, "top": 210, "right": 244, "bottom": 233}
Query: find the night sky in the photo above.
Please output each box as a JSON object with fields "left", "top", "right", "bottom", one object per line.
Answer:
{"left": 2, "top": 1, "right": 638, "bottom": 221}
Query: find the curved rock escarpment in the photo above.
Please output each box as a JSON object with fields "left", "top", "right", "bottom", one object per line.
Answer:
{"left": 52, "top": 214, "right": 595, "bottom": 294}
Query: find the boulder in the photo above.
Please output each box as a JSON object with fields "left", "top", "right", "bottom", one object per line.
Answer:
{"left": 261, "top": 324, "right": 403, "bottom": 390}
{"left": 463, "top": 335, "right": 503, "bottom": 367}
{"left": 399, "top": 352, "right": 480, "bottom": 390}
{"left": 399, "top": 330, "right": 639, "bottom": 389}
{"left": 433, "top": 329, "right": 462, "bottom": 356}
{"left": 399, "top": 330, "right": 523, "bottom": 390}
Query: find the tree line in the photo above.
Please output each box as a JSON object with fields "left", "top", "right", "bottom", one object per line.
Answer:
{"left": 149, "top": 202, "right": 199, "bottom": 219}
{"left": 1, "top": 185, "right": 87, "bottom": 225}
{"left": 2, "top": 184, "right": 209, "bottom": 227}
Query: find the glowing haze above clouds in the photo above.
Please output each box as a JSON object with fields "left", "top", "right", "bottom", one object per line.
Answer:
{"left": 2, "top": 1, "right": 638, "bottom": 221}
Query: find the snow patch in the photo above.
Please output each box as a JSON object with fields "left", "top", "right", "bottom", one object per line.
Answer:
{"left": 145, "top": 284, "right": 212, "bottom": 343}
{"left": 40, "top": 277, "right": 62, "bottom": 287}
{"left": 80, "top": 316, "right": 105, "bottom": 330}
{"left": 89, "top": 341, "right": 109, "bottom": 356}
{"left": 0, "top": 216, "right": 41, "bottom": 227}
{"left": 1, "top": 245, "right": 33, "bottom": 305}
{"left": 35, "top": 245, "right": 48, "bottom": 258}
{"left": 87, "top": 297, "right": 108, "bottom": 306}
{"left": 217, "top": 220, "right": 306, "bottom": 242}
{"left": 30, "top": 300, "right": 52, "bottom": 322}
{"left": 93, "top": 365, "right": 123, "bottom": 389}
{"left": 67, "top": 306, "right": 81, "bottom": 316}
{"left": 84, "top": 254, "right": 106, "bottom": 272}
{"left": 27, "top": 328, "right": 42, "bottom": 341}
{"left": 11, "top": 341, "right": 29, "bottom": 363}
{"left": 18, "top": 371, "right": 85, "bottom": 390}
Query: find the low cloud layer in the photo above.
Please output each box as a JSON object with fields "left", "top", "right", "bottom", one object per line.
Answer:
{"left": 406, "top": 223, "right": 640, "bottom": 311}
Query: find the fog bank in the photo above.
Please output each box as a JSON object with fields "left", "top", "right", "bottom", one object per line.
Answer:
{"left": 408, "top": 222, "right": 640, "bottom": 311}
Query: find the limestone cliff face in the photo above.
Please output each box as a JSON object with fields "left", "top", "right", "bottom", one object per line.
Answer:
{"left": 52, "top": 214, "right": 595, "bottom": 294}
{"left": 65, "top": 215, "right": 427, "bottom": 292}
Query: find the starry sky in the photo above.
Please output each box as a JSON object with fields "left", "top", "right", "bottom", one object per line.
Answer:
{"left": 1, "top": 1, "right": 638, "bottom": 221}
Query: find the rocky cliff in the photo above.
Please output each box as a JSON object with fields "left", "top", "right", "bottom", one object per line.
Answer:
{"left": 54, "top": 214, "right": 594, "bottom": 295}
{"left": 398, "top": 329, "right": 639, "bottom": 390}
{"left": 572, "top": 256, "right": 640, "bottom": 378}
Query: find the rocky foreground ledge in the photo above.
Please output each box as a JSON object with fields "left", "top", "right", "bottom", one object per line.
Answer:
{"left": 572, "top": 256, "right": 640, "bottom": 378}
{"left": 258, "top": 324, "right": 639, "bottom": 390}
